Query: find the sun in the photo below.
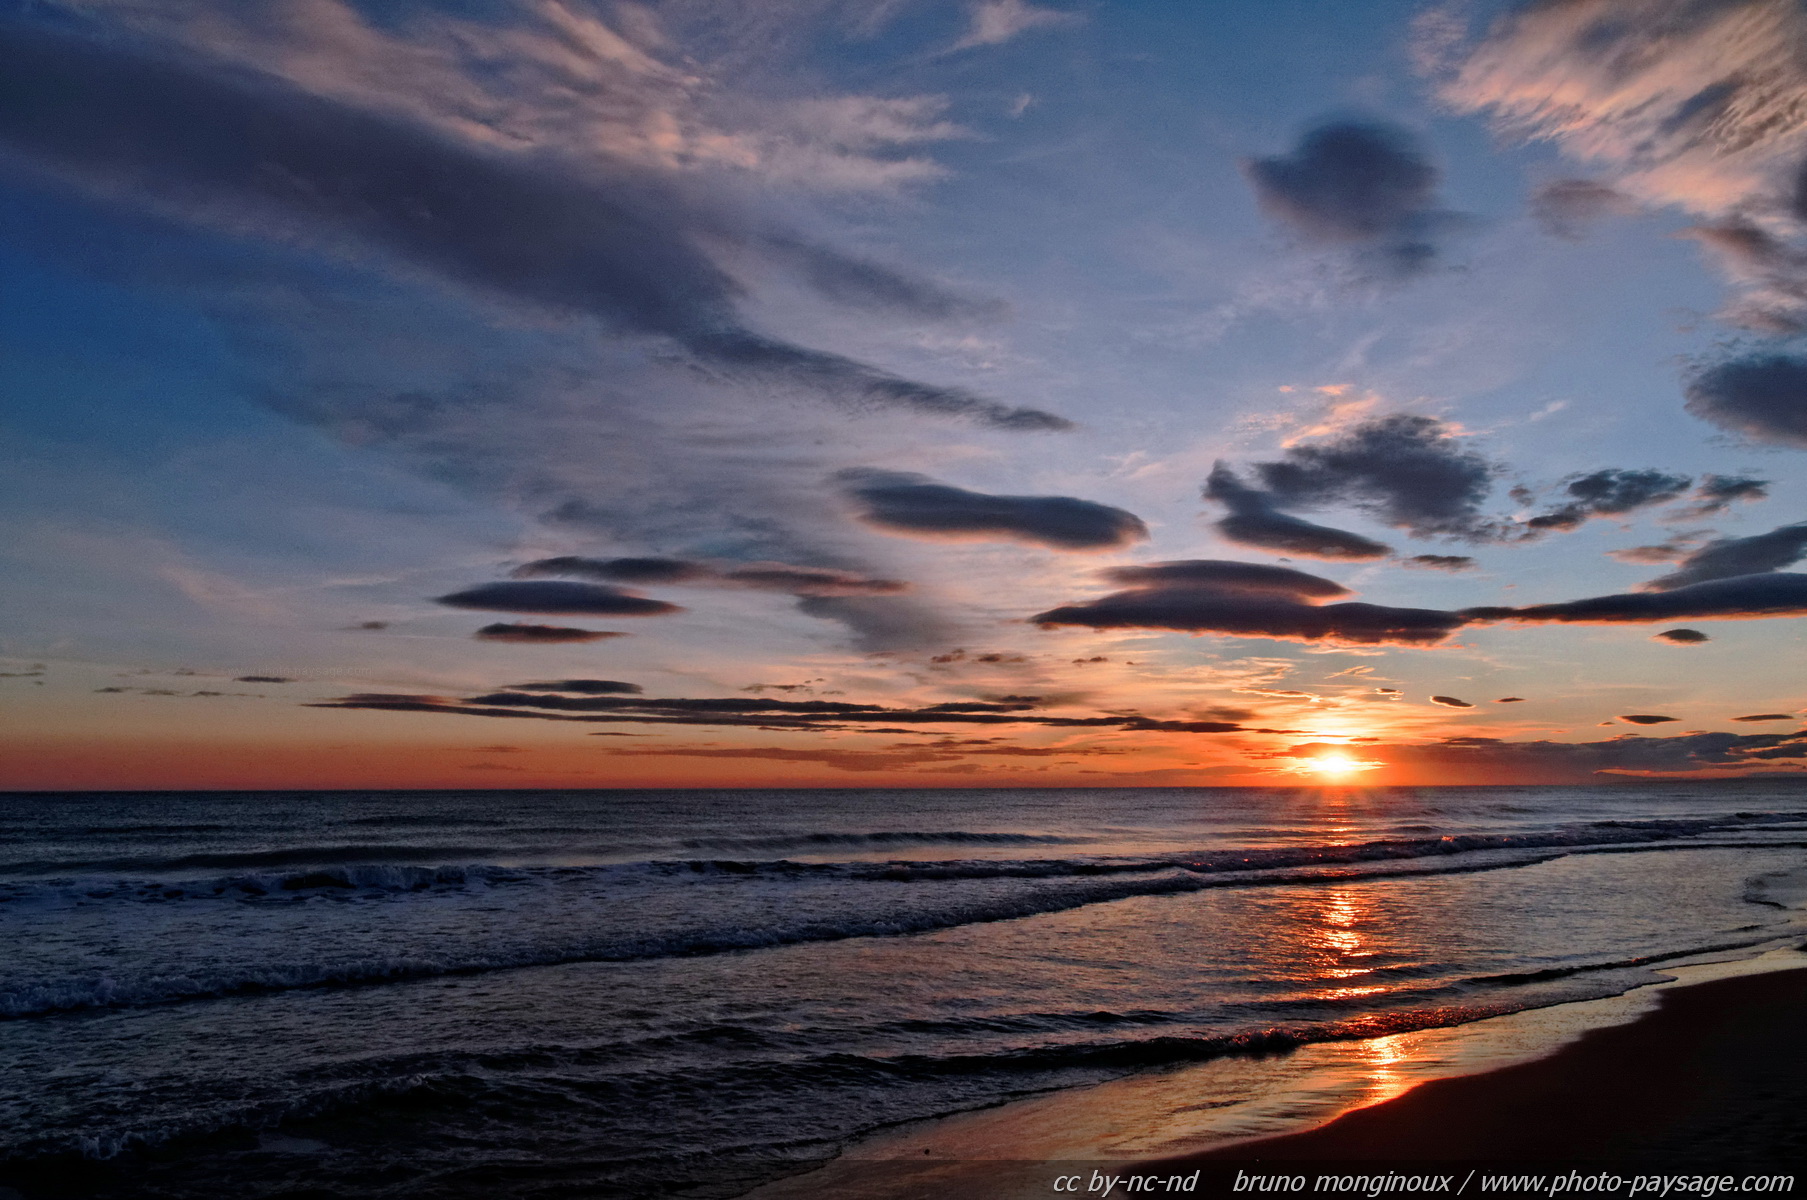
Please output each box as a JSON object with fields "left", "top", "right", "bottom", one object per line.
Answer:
{"left": 1311, "top": 752, "right": 1367, "bottom": 778}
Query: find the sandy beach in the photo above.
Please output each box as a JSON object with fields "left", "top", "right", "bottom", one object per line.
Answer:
{"left": 1175, "top": 963, "right": 1807, "bottom": 1169}
{"left": 751, "top": 953, "right": 1807, "bottom": 1199}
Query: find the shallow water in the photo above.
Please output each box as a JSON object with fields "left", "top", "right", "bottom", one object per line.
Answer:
{"left": 3, "top": 785, "right": 1806, "bottom": 1197}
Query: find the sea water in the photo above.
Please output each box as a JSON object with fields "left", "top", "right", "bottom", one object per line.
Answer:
{"left": 3, "top": 785, "right": 1806, "bottom": 1197}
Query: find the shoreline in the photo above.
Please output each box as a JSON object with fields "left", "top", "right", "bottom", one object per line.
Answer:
{"left": 746, "top": 948, "right": 1807, "bottom": 1199}
{"left": 1170, "top": 960, "right": 1807, "bottom": 1168}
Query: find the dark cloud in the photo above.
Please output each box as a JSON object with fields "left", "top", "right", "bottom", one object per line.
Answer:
{"left": 1683, "top": 221, "right": 1807, "bottom": 335}
{"left": 439, "top": 581, "right": 682, "bottom": 616}
{"left": 1655, "top": 628, "right": 1710, "bottom": 644}
{"left": 1684, "top": 354, "right": 1807, "bottom": 448}
{"left": 1317, "top": 729, "right": 1807, "bottom": 780}
{"left": 307, "top": 682, "right": 1286, "bottom": 736}
{"left": 1495, "top": 697, "right": 1527, "bottom": 703}
{"left": 1619, "top": 714, "right": 1680, "bottom": 725}
{"left": 1464, "top": 573, "right": 1807, "bottom": 625}
{"left": 837, "top": 469, "right": 1149, "bottom": 551}
{"left": 1430, "top": 695, "right": 1473, "bottom": 707}
{"left": 1203, "top": 464, "right": 1392, "bottom": 560}
{"left": 691, "top": 332, "right": 1070, "bottom": 430}
{"left": 756, "top": 234, "right": 1006, "bottom": 322}
{"left": 518, "top": 557, "right": 712, "bottom": 585}
{"left": 1525, "top": 469, "right": 1693, "bottom": 532}
{"left": 235, "top": 675, "right": 293, "bottom": 683}
{"left": 928, "top": 649, "right": 1029, "bottom": 665}
{"left": 722, "top": 565, "right": 906, "bottom": 596}
{"left": 1731, "top": 713, "right": 1797, "bottom": 722}
{"left": 1099, "top": 560, "right": 1351, "bottom": 598}
{"left": 514, "top": 555, "right": 907, "bottom": 597}
{"left": 0, "top": 19, "right": 1067, "bottom": 433}
{"left": 504, "top": 679, "right": 643, "bottom": 695}
{"left": 1406, "top": 554, "right": 1476, "bottom": 571}
{"left": 1607, "top": 535, "right": 1708, "bottom": 566}
{"left": 1530, "top": 178, "right": 1634, "bottom": 239}
{"left": 1642, "top": 523, "right": 1807, "bottom": 590}
{"left": 511, "top": 554, "right": 929, "bottom": 649}
{"left": 1244, "top": 120, "right": 1464, "bottom": 277}
{"left": 1236, "top": 415, "right": 1504, "bottom": 542}
{"left": 605, "top": 737, "right": 1127, "bottom": 773}
{"left": 606, "top": 745, "right": 974, "bottom": 773}
{"left": 473, "top": 623, "right": 628, "bottom": 643}
{"left": 351, "top": 621, "right": 390, "bottom": 631}
{"left": 1681, "top": 474, "right": 1769, "bottom": 517}
{"left": 1032, "top": 559, "right": 1469, "bottom": 646}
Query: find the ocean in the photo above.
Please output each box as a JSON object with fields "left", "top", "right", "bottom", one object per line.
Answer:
{"left": 3, "top": 784, "right": 1806, "bottom": 1197}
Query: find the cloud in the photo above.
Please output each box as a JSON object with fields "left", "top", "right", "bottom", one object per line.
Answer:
{"left": 509, "top": 555, "right": 936, "bottom": 650}
{"left": 1642, "top": 522, "right": 1807, "bottom": 590}
{"left": 1620, "top": 714, "right": 1680, "bottom": 725}
{"left": 307, "top": 681, "right": 1283, "bottom": 736}
{"left": 1530, "top": 178, "right": 1635, "bottom": 239}
{"left": 504, "top": 679, "right": 643, "bottom": 695}
{"left": 1406, "top": 554, "right": 1476, "bottom": 571}
{"left": 1677, "top": 474, "right": 1770, "bottom": 517}
{"left": 1495, "top": 696, "right": 1526, "bottom": 703}
{"left": 517, "top": 557, "right": 711, "bottom": 585}
{"left": 1230, "top": 415, "right": 1505, "bottom": 542}
{"left": 1244, "top": 120, "right": 1467, "bottom": 278}
{"left": 1655, "top": 628, "right": 1710, "bottom": 644}
{"left": 1329, "top": 728, "right": 1807, "bottom": 779}
{"left": 513, "top": 555, "right": 906, "bottom": 596}
{"left": 754, "top": 235, "right": 1006, "bottom": 322}
{"left": 1732, "top": 713, "right": 1797, "bottom": 722}
{"left": 472, "top": 623, "right": 628, "bottom": 643}
{"left": 608, "top": 744, "right": 968, "bottom": 773}
{"left": 1032, "top": 559, "right": 1470, "bottom": 646}
{"left": 437, "top": 582, "right": 682, "bottom": 616}
{"left": 1098, "top": 560, "right": 1352, "bottom": 598}
{"left": 837, "top": 469, "right": 1149, "bottom": 551}
{"left": 1442, "top": 0, "right": 1807, "bottom": 329}
{"left": 1684, "top": 354, "right": 1807, "bottom": 448}
{"left": 235, "top": 675, "right": 293, "bottom": 683}
{"left": 0, "top": 18, "right": 1067, "bottom": 433}
{"left": 1465, "top": 572, "right": 1807, "bottom": 624}
{"left": 1524, "top": 469, "right": 1693, "bottom": 533}
{"left": 1430, "top": 695, "right": 1474, "bottom": 708}
{"left": 1203, "top": 464, "right": 1392, "bottom": 560}
{"left": 950, "top": 0, "right": 1082, "bottom": 51}
{"left": 1608, "top": 538, "right": 1705, "bottom": 566}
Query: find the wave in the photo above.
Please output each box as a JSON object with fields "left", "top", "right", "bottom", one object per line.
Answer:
{"left": 1, "top": 852, "right": 1586, "bottom": 1019}
{"left": 8, "top": 812, "right": 1807, "bottom": 913}
{"left": 6, "top": 810, "right": 1805, "bottom": 1019}
{"left": 0, "top": 844, "right": 506, "bottom": 877}
{"left": 0, "top": 976, "right": 1683, "bottom": 1169}
{"left": 672, "top": 829, "right": 1085, "bottom": 852}
{"left": 9, "top": 810, "right": 1804, "bottom": 895}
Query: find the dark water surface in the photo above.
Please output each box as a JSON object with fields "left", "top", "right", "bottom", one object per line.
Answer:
{"left": 4, "top": 785, "right": 1806, "bottom": 1197}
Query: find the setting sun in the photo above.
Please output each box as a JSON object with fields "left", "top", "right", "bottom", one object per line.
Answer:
{"left": 1311, "top": 752, "right": 1374, "bottom": 778}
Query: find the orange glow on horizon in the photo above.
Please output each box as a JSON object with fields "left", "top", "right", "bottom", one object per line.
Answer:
{"left": 1305, "top": 751, "right": 1381, "bottom": 779}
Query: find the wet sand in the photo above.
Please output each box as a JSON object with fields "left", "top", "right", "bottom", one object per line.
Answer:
{"left": 1173, "top": 965, "right": 1807, "bottom": 1168}
{"left": 749, "top": 954, "right": 1807, "bottom": 1198}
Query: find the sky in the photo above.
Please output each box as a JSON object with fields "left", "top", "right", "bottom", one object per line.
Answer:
{"left": 4, "top": 0, "right": 1807, "bottom": 790}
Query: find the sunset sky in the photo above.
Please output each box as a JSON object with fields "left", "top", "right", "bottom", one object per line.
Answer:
{"left": 5, "top": 0, "right": 1807, "bottom": 790}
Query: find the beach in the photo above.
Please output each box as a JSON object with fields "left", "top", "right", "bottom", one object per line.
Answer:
{"left": 1186, "top": 963, "right": 1807, "bottom": 1168}
{"left": 752, "top": 955, "right": 1807, "bottom": 1199}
